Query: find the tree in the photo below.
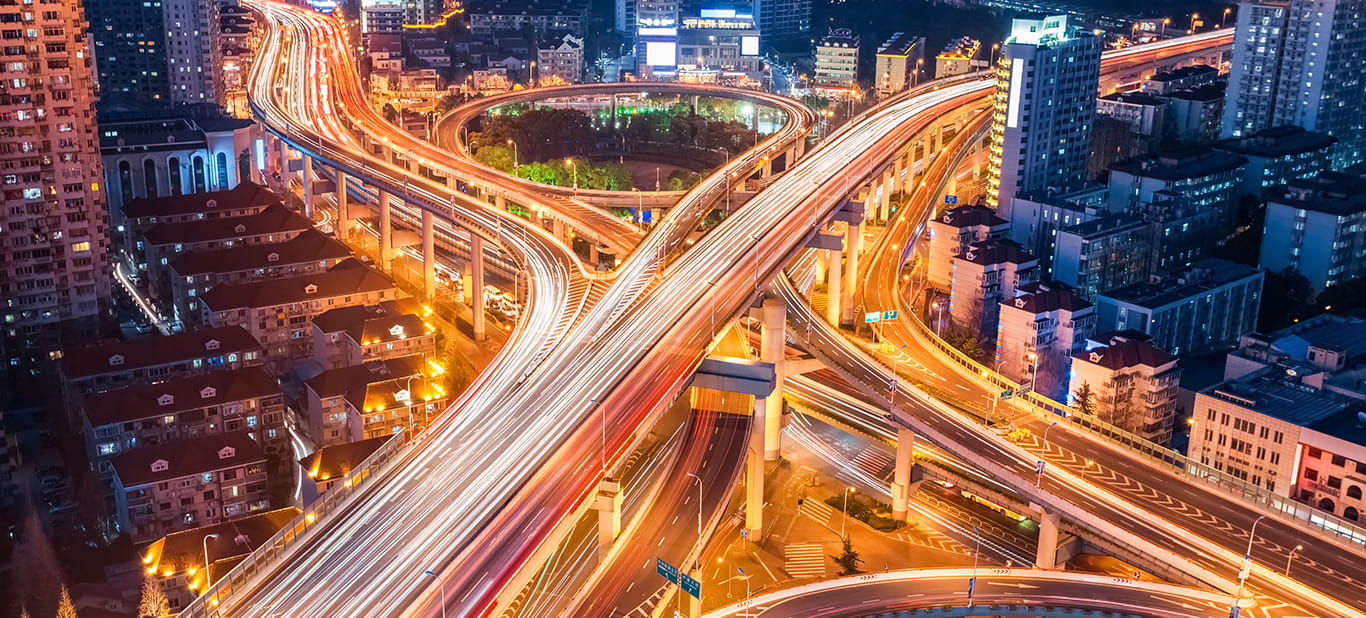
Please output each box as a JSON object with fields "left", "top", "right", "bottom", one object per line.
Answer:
{"left": 139, "top": 579, "right": 170, "bottom": 618}
{"left": 381, "top": 103, "right": 398, "bottom": 124}
{"left": 831, "top": 538, "right": 863, "bottom": 576}
{"left": 20, "top": 607, "right": 30, "bottom": 618}
{"left": 473, "top": 145, "right": 515, "bottom": 173}
{"left": 56, "top": 585, "right": 77, "bottom": 618}
{"left": 1073, "top": 381, "right": 1096, "bottom": 417}
{"left": 1258, "top": 267, "right": 1314, "bottom": 330}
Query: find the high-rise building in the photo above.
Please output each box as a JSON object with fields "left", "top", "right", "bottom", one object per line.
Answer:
{"left": 812, "top": 28, "right": 860, "bottom": 95}
{"left": 873, "top": 32, "right": 925, "bottom": 99}
{"left": 0, "top": 0, "right": 114, "bottom": 370}
{"left": 1259, "top": 167, "right": 1366, "bottom": 293}
{"left": 1222, "top": 0, "right": 1366, "bottom": 165}
{"left": 995, "top": 281, "right": 1094, "bottom": 402}
{"left": 986, "top": 15, "right": 1101, "bottom": 216}
{"left": 87, "top": 0, "right": 221, "bottom": 108}
{"left": 753, "top": 0, "right": 810, "bottom": 41}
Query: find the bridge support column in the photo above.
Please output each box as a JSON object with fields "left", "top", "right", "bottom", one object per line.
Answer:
{"left": 301, "top": 155, "right": 314, "bottom": 219}
{"left": 595, "top": 478, "right": 622, "bottom": 561}
{"left": 891, "top": 427, "right": 916, "bottom": 521}
{"left": 1036, "top": 511, "right": 1061, "bottom": 569}
{"left": 378, "top": 190, "right": 394, "bottom": 269}
{"left": 825, "top": 239, "right": 842, "bottom": 326}
{"left": 335, "top": 171, "right": 351, "bottom": 238}
{"left": 469, "top": 233, "right": 487, "bottom": 341}
{"left": 588, "top": 243, "right": 600, "bottom": 267}
{"left": 750, "top": 104, "right": 760, "bottom": 131}
{"left": 757, "top": 298, "right": 784, "bottom": 460}
{"left": 422, "top": 210, "right": 436, "bottom": 301}
{"left": 840, "top": 221, "right": 861, "bottom": 326}
{"left": 552, "top": 218, "right": 569, "bottom": 243}
{"left": 761, "top": 157, "right": 773, "bottom": 177}
{"left": 277, "top": 140, "right": 290, "bottom": 181}
{"left": 745, "top": 390, "right": 765, "bottom": 538}
{"left": 495, "top": 193, "right": 507, "bottom": 210}
{"left": 878, "top": 168, "right": 894, "bottom": 222}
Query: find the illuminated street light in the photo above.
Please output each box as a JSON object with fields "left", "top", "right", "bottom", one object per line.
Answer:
{"left": 202, "top": 533, "right": 221, "bottom": 589}
{"left": 1286, "top": 544, "right": 1303, "bottom": 577}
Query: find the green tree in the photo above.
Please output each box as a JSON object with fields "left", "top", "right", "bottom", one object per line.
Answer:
{"left": 1313, "top": 276, "right": 1366, "bottom": 315}
{"left": 1259, "top": 267, "right": 1314, "bottom": 330}
{"left": 381, "top": 103, "right": 398, "bottom": 124}
{"left": 831, "top": 538, "right": 863, "bottom": 575}
{"left": 474, "top": 145, "right": 516, "bottom": 173}
{"left": 1073, "top": 381, "right": 1096, "bottom": 417}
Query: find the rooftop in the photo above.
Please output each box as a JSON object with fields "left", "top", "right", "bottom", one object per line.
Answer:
{"left": 1269, "top": 169, "right": 1366, "bottom": 217}
{"left": 1098, "top": 91, "right": 1166, "bottom": 107}
{"left": 1148, "top": 64, "right": 1218, "bottom": 83}
{"left": 61, "top": 325, "right": 262, "bottom": 379}
{"left": 299, "top": 436, "right": 392, "bottom": 483}
{"left": 959, "top": 239, "right": 1035, "bottom": 266}
{"left": 1100, "top": 258, "right": 1262, "bottom": 310}
{"left": 876, "top": 32, "right": 923, "bottom": 56}
{"left": 1214, "top": 125, "right": 1337, "bottom": 158}
{"left": 141, "top": 507, "right": 300, "bottom": 577}
{"left": 81, "top": 366, "right": 278, "bottom": 427}
{"left": 1270, "top": 315, "right": 1366, "bottom": 363}
{"left": 200, "top": 259, "right": 397, "bottom": 312}
{"left": 111, "top": 431, "right": 265, "bottom": 488}
{"left": 937, "top": 36, "right": 980, "bottom": 58}
{"left": 1008, "top": 281, "right": 1092, "bottom": 314}
{"left": 169, "top": 228, "right": 353, "bottom": 276}
{"left": 463, "top": 0, "right": 588, "bottom": 17}
{"left": 818, "top": 27, "right": 859, "bottom": 48}
{"left": 934, "top": 204, "right": 1008, "bottom": 229}
{"left": 123, "top": 182, "right": 282, "bottom": 220}
{"left": 306, "top": 355, "right": 427, "bottom": 399}
{"left": 1108, "top": 146, "right": 1248, "bottom": 182}
{"left": 1161, "top": 82, "right": 1225, "bottom": 102}
{"left": 312, "top": 299, "right": 432, "bottom": 345}
{"left": 1075, "top": 338, "right": 1175, "bottom": 370}
{"left": 1206, "top": 371, "right": 1358, "bottom": 429}
{"left": 1059, "top": 213, "right": 1146, "bottom": 239}
{"left": 142, "top": 204, "right": 314, "bottom": 246}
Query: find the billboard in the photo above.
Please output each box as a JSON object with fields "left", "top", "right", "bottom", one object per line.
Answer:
{"left": 645, "top": 41, "right": 677, "bottom": 67}
{"left": 741, "top": 35, "right": 759, "bottom": 56}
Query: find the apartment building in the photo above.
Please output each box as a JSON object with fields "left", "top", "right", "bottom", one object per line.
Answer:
{"left": 311, "top": 299, "right": 436, "bottom": 370}
{"left": 1106, "top": 146, "right": 1248, "bottom": 232}
{"left": 304, "top": 355, "right": 447, "bottom": 447}
{"left": 812, "top": 28, "right": 860, "bottom": 94}
{"left": 140, "top": 507, "right": 300, "bottom": 611}
{"left": 1051, "top": 214, "right": 1151, "bottom": 300}
{"left": 994, "top": 281, "right": 1094, "bottom": 401}
{"left": 117, "top": 181, "right": 281, "bottom": 254}
{"left": 59, "top": 325, "right": 264, "bottom": 396}
{"left": 1213, "top": 125, "right": 1338, "bottom": 196}
{"left": 873, "top": 32, "right": 926, "bottom": 99}
{"left": 1259, "top": 167, "right": 1366, "bottom": 293}
{"left": 1069, "top": 335, "right": 1180, "bottom": 444}
{"left": 926, "top": 204, "right": 1009, "bottom": 292}
{"left": 934, "top": 36, "right": 980, "bottom": 79}
{"left": 949, "top": 240, "right": 1039, "bottom": 340}
{"left": 1095, "top": 258, "right": 1264, "bottom": 356}
{"left": 140, "top": 204, "right": 315, "bottom": 300}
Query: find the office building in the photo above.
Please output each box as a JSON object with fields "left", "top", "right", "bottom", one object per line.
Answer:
{"left": 110, "top": 431, "right": 270, "bottom": 543}
{"left": 926, "top": 204, "right": 1010, "bottom": 292}
{"left": 753, "top": 0, "right": 810, "bottom": 41}
{"left": 1070, "top": 334, "right": 1180, "bottom": 444}
{"left": 0, "top": 0, "right": 114, "bottom": 370}
{"left": 87, "top": 0, "right": 222, "bottom": 108}
{"left": 1259, "top": 168, "right": 1366, "bottom": 292}
{"left": 987, "top": 15, "right": 1102, "bottom": 215}
{"left": 676, "top": 10, "right": 764, "bottom": 82}
{"left": 1095, "top": 258, "right": 1264, "bottom": 356}
{"left": 634, "top": 0, "right": 680, "bottom": 72}
{"left": 995, "top": 281, "right": 1094, "bottom": 401}
{"left": 1051, "top": 214, "right": 1151, "bottom": 300}
{"left": 949, "top": 240, "right": 1039, "bottom": 339}
{"left": 1213, "top": 125, "right": 1338, "bottom": 197}
{"left": 873, "top": 33, "right": 926, "bottom": 99}
{"left": 1222, "top": 0, "right": 1366, "bottom": 165}
{"left": 935, "top": 36, "right": 981, "bottom": 79}
{"left": 139, "top": 507, "right": 300, "bottom": 612}
{"left": 812, "top": 28, "right": 860, "bottom": 95}
{"left": 1106, "top": 146, "right": 1248, "bottom": 232}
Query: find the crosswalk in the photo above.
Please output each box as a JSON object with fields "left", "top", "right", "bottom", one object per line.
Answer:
{"left": 799, "top": 496, "right": 836, "bottom": 523}
{"left": 835, "top": 446, "right": 893, "bottom": 486}
{"left": 785, "top": 543, "right": 828, "bottom": 578}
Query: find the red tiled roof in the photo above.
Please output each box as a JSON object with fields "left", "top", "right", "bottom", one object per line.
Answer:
{"left": 80, "top": 366, "right": 279, "bottom": 427}
{"left": 1075, "top": 339, "right": 1176, "bottom": 370}
{"left": 111, "top": 432, "right": 265, "bottom": 488}
{"left": 169, "top": 228, "right": 353, "bottom": 276}
{"left": 305, "top": 355, "right": 426, "bottom": 399}
{"left": 123, "top": 182, "right": 281, "bottom": 220}
{"left": 1006, "top": 282, "right": 1092, "bottom": 314}
{"left": 959, "top": 240, "right": 1034, "bottom": 266}
{"left": 298, "top": 436, "right": 392, "bottom": 482}
{"left": 199, "top": 259, "right": 397, "bottom": 312}
{"left": 141, "top": 507, "right": 300, "bottom": 572}
{"left": 935, "top": 204, "right": 1007, "bottom": 228}
{"left": 142, "top": 204, "right": 312, "bottom": 246}
{"left": 60, "top": 326, "right": 261, "bottom": 379}
{"left": 312, "top": 299, "right": 429, "bottom": 344}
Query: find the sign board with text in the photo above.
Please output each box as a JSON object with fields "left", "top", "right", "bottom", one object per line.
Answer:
{"left": 655, "top": 558, "right": 679, "bottom": 585}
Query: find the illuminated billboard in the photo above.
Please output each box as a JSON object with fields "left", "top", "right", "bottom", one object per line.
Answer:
{"left": 741, "top": 36, "right": 759, "bottom": 56}
{"left": 646, "top": 41, "right": 677, "bottom": 67}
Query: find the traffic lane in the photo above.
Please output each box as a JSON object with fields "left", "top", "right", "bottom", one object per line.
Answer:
{"left": 707, "top": 571, "right": 1234, "bottom": 618}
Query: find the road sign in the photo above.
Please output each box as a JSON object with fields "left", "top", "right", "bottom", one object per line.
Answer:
{"left": 881, "top": 310, "right": 899, "bottom": 321}
{"left": 864, "top": 312, "right": 882, "bottom": 323}
{"left": 1036, "top": 460, "right": 1046, "bottom": 475}
{"left": 656, "top": 558, "right": 679, "bottom": 585}
{"left": 999, "top": 389, "right": 1014, "bottom": 400}
{"left": 680, "top": 572, "right": 702, "bottom": 599}
{"left": 945, "top": 195, "right": 958, "bottom": 205}
{"left": 1017, "top": 381, "right": 1033, "bottom": 395}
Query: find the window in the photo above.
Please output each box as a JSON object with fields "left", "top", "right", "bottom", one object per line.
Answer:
{"left": 1328, "top": 476, "right": 1343, "bottom": 489}
{"left": 1304, "top": 468, "right": 1319, "bottom": 481}
{"left": 71, "top": 241, "right": 90, "bottom": 252}
{"left": 201, "top": 472, "right": 214, "bottom": 483}
{"left": 1332, "top": 455, "right": 1347, "bottom": 467}
{"left": 1348, "top": 485, "right": 1362, "bottom": 500}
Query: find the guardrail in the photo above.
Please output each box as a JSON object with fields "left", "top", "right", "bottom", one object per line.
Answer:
{"left": 180, "top": 431, "right": 407, "bottom": 617}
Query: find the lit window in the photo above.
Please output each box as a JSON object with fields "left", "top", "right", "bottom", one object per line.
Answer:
{"left": 71, "top": 241, "right": 90, "bottom": 252}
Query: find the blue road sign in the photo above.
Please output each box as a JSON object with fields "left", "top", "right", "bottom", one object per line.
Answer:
{"left": 655, "top": 558, "right": 679, "bottom": 585}
{"left": 882, "top": 310, "right": 899, "bottom": 320}
{"left": 1036, "top": 460, "right": 1046, "bottom": 475}
{"left": 945, "top": 195, "right": 958, "bottom": 205}
{"left": 681, "top": 572, "right": 702, "bottom": 599}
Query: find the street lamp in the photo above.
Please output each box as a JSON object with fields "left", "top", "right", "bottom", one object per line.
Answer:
{"left": 967, "top": 525, "right": 982, "bottom": 607}
{"left": 1222, "top": 7, "right": 1232, "bottom": 28}
{"left": 990, "top": 43, "right": 1000, "bottom": 67}
{"left": 506, "top": 139, "right": 519, "bottom": 174}
{"left": 423, "top": 569, "right": 447, "bottom": 618}
{"left": 737, "top": 567, "right": 751, "bottom": 600}
{"left": 1286, "top": 544, "right": 1303, "bottom": 577}
{"left": 840, "top": 487, "right": 855, "bottom": 539}
{"left": 1083, "top": 459, "right": 1095, "bottom": 485}
{"left": 1230, "top": 514, "right": 1267, "bottom": 616}
{"left": 1043, "top": 421, "right": 1059, "bottom": 449}
{"left": 686, "top": 472, "right": 703, "bottom": 570}
{"left": 202, "top": 533, "right": 220, "bottom": 589}
{"left": 565, "top": 157, "right": 578, "bottom": 193}
{"left": 1189, "top": 13, "right": 1200, "bottom": 35}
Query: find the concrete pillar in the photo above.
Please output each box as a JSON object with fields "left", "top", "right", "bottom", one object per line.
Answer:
{"left": 972, "top": 146, "right": 984, "bottom": 178}
{"left": 685, "top": 576, "right": 702, "bottom": 618}
{"left": 891, "top": 427, "right": 915, "bottom": 520}
{"left": 588, "top": 243, "right": 600, "bottom": 267}
{"left": 277, "top": 140, "right": 290, "bottom": 181}
{"left": 552, "top": 218, "right": 568, "bottom": 243}
{"left": 301, "top": 155, "right": 314, "bottom": 219}
{"left": 470, "top": 233, "right": 486, "bottom": 341}
{"left": 840, "top": 221, "right": 861, "bottom": 326}
{"left": 1036, "top": 511, "right": 1060, "bottom": 569}
{"left": 335, "top": 171, "right": 351, "bottom": 237}
{"left": 814, "top": 248, "right": 829, "bottom": 284}
{"left": 422, "top": 210, "right": 436, "bottom": 301}
{"left": 750, "top": 103, "right": 760, "bottom": 131}
{"left": 745, "top": 392, "right": 765, "bottom": 537}
{"left": 879, "top": 168, "right": 894, "bottom": 221}
{"left": 945, "top": 169, "right": 959, "bottom": 201}
{"left": 495, "top": 193, "right": 507, "bottom": 211}
{"left": 761, "top": 157, "right": 773, "bottom": 177}
{"left": 378, "top": 190, "right": 394, "bottom": 268}
{"left": 758, "top": 298, "right": 784, "bottom": 460}
{"left": 825, "top": 246, "right": 842, "bottom": 326}
{"left": 595, "top": 478, "right": 622, "bottom": 561}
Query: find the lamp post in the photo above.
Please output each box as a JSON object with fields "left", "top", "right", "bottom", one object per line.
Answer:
{"left": 506, "top": 139, "right": 519, "bottom": 174}
{"left": 1285, "top": 544, "right": 1303, "bottom": 577}
{"left": 1230, "top": 515, "right": 1268, "bottom": 616}
{"left": 968, "top": 525, "right": 981, "bottom": 607}
{"left": 423, "top": 569, "right": 447, "bottom": 618}
{"left": 738, "top": 567, "right": 750, "bottom": 599}
{"left": 202, "top": 533, "right": 220, "bottom": 589}
{"left": 686, "top": 472, "right": 703, "bottom": 570}
{"left": 1043, "top": 421, "right": 1059, "bottom": 449}
{"left": 1189, "top": 13, "right": 1200, "bottom": 35}
{"left": 987, "top": 358, "right": 1006, "bottom": 425}
{"left": 1222, "top": 7, "right": 1232, "bottom": 28}
{"left": 990, "top": 43, "right": 1000, "bottom": 67}
{"left": 840, "top": 487, "right": 855, "bottom": 539}
{"left": 565, "top": 158, "right": 578, "bottom": 193}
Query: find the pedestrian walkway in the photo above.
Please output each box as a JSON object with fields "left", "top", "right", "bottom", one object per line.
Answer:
{"left": 852, "top": 447, "right": 892, "bottom": 480}
{"left": 799, "top": 496, "right": 836, "bottom": 525}
{"left": 784, "top": 543, "right": 828, "bottom": 578}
